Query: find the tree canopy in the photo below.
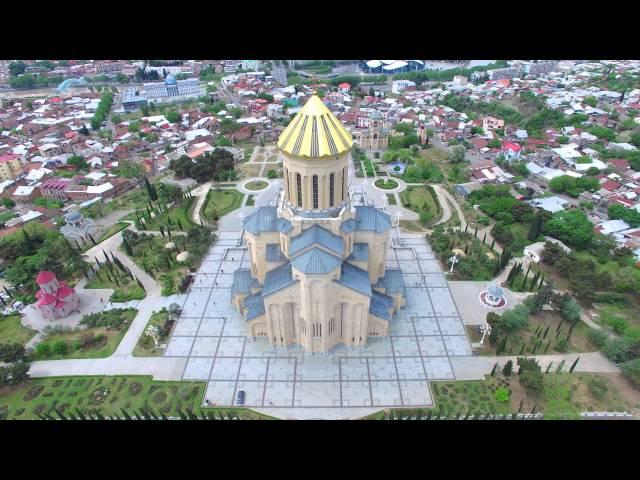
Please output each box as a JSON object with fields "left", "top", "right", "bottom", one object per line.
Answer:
{"left": 543, "top": 209, "right": 593, "bottom": 248}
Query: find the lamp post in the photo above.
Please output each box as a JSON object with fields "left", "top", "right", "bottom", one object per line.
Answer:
{"left": 479, "top": 323, "right": 492, "bottom": 345}
{"left": 448, "top": 254, "right": 459, "bottom": 273}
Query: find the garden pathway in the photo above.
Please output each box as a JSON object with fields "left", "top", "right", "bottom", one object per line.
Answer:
{"left": 450, "top": 351, "right": 619, "bottom": 380}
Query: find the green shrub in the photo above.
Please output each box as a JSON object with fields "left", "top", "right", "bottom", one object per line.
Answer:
{"left": 52, "top": 340, "right": 68, "bottom": 355}
{"left": 620, "top": 358, "right": 640, "bottom": 387}
{"left": 587, "top": 328, "right": 608, "bottom": 348}
{"left": 495, "top": 387, "right": 510, "bottom": 403}
{"left": 35, "top": 343, "right": 51, "bottom": 356}
{"left": 588, "top": 377, "right": 608, "bottom": 401}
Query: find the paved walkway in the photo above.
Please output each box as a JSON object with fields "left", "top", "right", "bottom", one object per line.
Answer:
{"left": 451, "top": 351, "right": 619, "bottom": 380}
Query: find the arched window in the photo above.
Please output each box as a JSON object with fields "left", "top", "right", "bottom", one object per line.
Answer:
{"left": 329, "top": 173, "right": 334, "bottom": 207}
{"left": 342, "top": 167, "right": 347, "bottom": 201}
{"left": 312, "top": 175, "right": 318, "bottom": 209}
{"left": 296, "top": 173, "right": 302, "bottom": 207}
{"left": 284, "top": 167, "right": 289, "bottom": 199}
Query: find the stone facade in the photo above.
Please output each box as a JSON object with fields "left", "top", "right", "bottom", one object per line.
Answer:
{"left": 231, "top": 94, "right": 405, "bottom": 353}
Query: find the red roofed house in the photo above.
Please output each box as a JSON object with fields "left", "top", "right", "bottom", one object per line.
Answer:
{"left": 600, "top": 180, "right": 621, "bottom": 192}
{"left": 501, "top": 141, "right": 522, "bottom": 160}
{"left": 35, "top": 271, "right": 80, "bottom": 320}
{"left": 608, "top": 159, "right": 630, "bottom": 172}
{"left": 338, "top": 82, "right": 351, "bottom": 93}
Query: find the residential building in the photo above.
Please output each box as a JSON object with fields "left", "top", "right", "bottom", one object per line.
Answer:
{"left": 0, "top": 154, "right": 22, "bottom": 180}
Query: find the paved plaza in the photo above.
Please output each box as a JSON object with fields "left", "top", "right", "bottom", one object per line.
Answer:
{"left": 165, "top": 230, "right": 472, "bottom": 410}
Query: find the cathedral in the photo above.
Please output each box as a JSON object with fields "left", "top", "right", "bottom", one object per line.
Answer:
{"left": 231, "top": 94, "right": 405, "bottom": 353}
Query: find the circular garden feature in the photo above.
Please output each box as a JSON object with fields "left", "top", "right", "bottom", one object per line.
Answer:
{"left": 374, "top": 178, "right": 399, "bottom": 190}
{"left": 245, "top": 180, "right": 269, "bottom": 191}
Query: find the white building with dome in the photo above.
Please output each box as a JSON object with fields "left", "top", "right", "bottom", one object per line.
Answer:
{"left": 59, "top": 210, "right": 98, "bottom": 244}
{"left": 231, "top": 94, "right": 406, "bottom": 353}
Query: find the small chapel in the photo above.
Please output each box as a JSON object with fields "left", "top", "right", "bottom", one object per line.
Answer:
{"left": 231, "top": 94, "right": 405, "bottom": 353}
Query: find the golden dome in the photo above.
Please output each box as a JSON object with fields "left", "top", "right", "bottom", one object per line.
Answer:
{"left": 277, "top": 94, "right": 353, "bottom": 158}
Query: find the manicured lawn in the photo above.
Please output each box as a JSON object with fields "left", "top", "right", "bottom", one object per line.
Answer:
{"left": 0, "top": 376, "right": 273, "bottom": 420}
{"left": 94, "top": 221, "right": 130, "bottom": 245}
{"left": 32, "top": 309, "right": 137, "bottom": 360}
{"left": 363, "top": 371, "right": 640, "bottom": 419}
{"left": 476, "top": 312, "right": 597, "bottom": 356}
{"left": 243, "top": 146, "right": 254, "bottom": 163}
{"left": 399, "top": 220, "right": 424, "bottom": 232}
{"left": 202, "top": 189, "right": 244, "bottom": 222}
{"left": 139, "top": 198, "right": 195, "bottom": 232}
{"left": 0, "top": 314, "right": 36, "bottom": 347}
{"left": 244, "top": 180, "right": 269, "bottom": 191}
{"left": 133, "top": 309, "right": 171, "bottom": 357}
{"left": 374, "top": 178, "right": 399, "bottom": 190}
{"left": 386, "top": 194, "right": 397, "bottom": 205}
{"left": 85, "top": 268, "right": 146, "bottom": 302}
{"left": 400, "top": 186, "right": 441, "bottom": 226}
{"left": 246, "top": 194, "right": 255, "bottom": 206}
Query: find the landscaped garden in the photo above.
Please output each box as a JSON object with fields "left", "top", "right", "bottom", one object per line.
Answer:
{"left": 201, "top": 189, "right": 244, "bottom": 224}
{"left": 120, "top": 225, "right": 214, "bottom": 295}
{"left": 244, "top": 180, "right": 268, "bottom": 191}
{"left": 0, "top": 314, "right": 36, "bottom": 347}
{"left": 133, "top": 304, "right": 180, "bottom": 357}
{"left": 0, "top": 375, "right": 272, "bottom": 420}
{"left": 85, "top": 264, "right": 146, "bottom": 302}
{"left": 92, "top": 221, "right": 130, "bottom": 246}
{"left": 399, "top": 186, "right": 441, "bottom": 226}
{"left": 374, "top": 178, "right": 398, "bottom": 190}
{"left": 32, "top": 308, "right": 137, "bottom": 360}
{"left": 429, "top": 227, "right": 503, "bottom": 281}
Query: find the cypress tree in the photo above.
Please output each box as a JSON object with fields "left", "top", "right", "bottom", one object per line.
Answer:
{"left": 556, "top": 360, "right": 565, "bottom": 373}
{"left": 89, "top": 233, "right": 97, "bottom": 245}
{"left": 490, "top": 362, "right": 498, "bottom": 376}
{"left": 75, "top": 408, "right": 87, "bottom": 420}
{"left": 544, "top": 339, "right": 551, "bottom": 353}
{"left": 569, "top": 356, "right": 580, "bottom": 373}
{"left": 159, "top": 225, "right": 165, "bottom": 237}
{"left": 542, "top": 325, "right": 550, "bottom": 339}
{"left": 527, "top": 214, "right": 542, "bottom": 241}
{"left": 177, "top": 219, "right": 183, "bottom": 231}
{"left": 54, "top": 408, "right": 67, "bottom": 420}
{"left": 120, "top": 409, "right": 132, "bottom": 420}
{"left": 545, "top": 361, "right": 553, "bottom": 373}
{"left": 482, "top": 232, "right": 487, "bottom": 244}
{"left": 517, "top": 399, "right": 524, "bottom": 415}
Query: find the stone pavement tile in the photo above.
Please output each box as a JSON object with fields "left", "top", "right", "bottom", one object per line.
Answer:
{"left": 428, "top": 288, "right": 458, "bottom": 316}
{"left": 190, "top": 336, "right": 220, "bottom": 357}
{"left": 263, "top": 381, "right": 295, "bottom": 407}
{"left": 221, "top": 317, "right": 247, "bottom": 336}
{"left": 416, "top": 335, "right": 448, "bottom": 356}
{"left": 214, "top": 273, "right": 234, "bottom": 288}
{"left": 238, "top": 357, "right": 269, "bottom": 381}
{"left": 182, "top": 289, "right": 211, "bottom": 317}
{"left": 385, "top": 260, "right": 400, "bottom": 269}
{"left": 399, "top": 380, "right": 432, "bottom": 406}
{"left": 164, "top": 336, "right": 195, "bottom": 357}
{"left": 394, "top": 357, "right": 427, "bottom": 380}
{"left": 367, "top": 357, "right": 398, "bottom": 381}
{"left": 296, "top": 356, "right": 340, "bottom": 381}
{"left": 205, "top": 381, "right": 236, "bottom": 406}
{"left": 339, "top": 357, "right": 369, "bottom": 381}
{"left": 173, "top": 317, "right": 202, "bottom": 336}
{"left": 398, "top": 261, "right": 421, "bottom": 274}
{"left": 233, "top": 381, "right": 265, "bottom": 406}
{"left": 341, "top": 381, "right": 372, "bottom": 406}
{"left": 224, "top": 248, "right": 245, "bottom": 261}
{"left": 388, "top": 317, "right": 415, "bottom": 335}
{"left": 193, "top": 274, "right": 216, "bottom": 289}
{"left": 423, "top": 357, "right": 454, "bottom": 379}
{"left": 370, "top": 380, "right": 402, "bottom": 406}
{"left": 395, "top": 249, "right": 415, "bottom": 261}
{"left": 205, "top": 289, "right": 235, "bottom": 316}
{"left": 413, "top": 316, "right": 440, "bottom": 335}
{"left": 391, "top": 336, "right": 421, "bottom": 357}
{"left": 183, "top": 357, "right": 214, "bottom": 380}
{"left": 417, "top": 251, "right": 436, "bottom": 260}
{"left": 418, "top": 259, "right": 442, "bottom": 273}
{"left": 266, "top": 358, "right": 297, "bottom": 381}
{"left": 404, "top": 273, "right": 427, "bottom": 286}
{"left": 363, "top": 337, "right": 394, "bottom": 357}
{"left": 423, "top": 274, "right": 447, "bottom": 288}
{"left": 294, "top": 381, "right": 341, "bottom": 407}
{"left": 197, "top": 317, "right": 225, "bottom": 336}
{"left": 210, "top": 357, "right": 242, "bottom": 380}
{"left": 216, "top": 337, "right": 246, "bottom": 357}
{"left": 437, "top": 316, "right": 466, "bottom": 336}
{"left": 404, "top": 293, "right": 434, "bottom": 316}
{"left": 442, "top": 335, "right": 473, "bottom": 356}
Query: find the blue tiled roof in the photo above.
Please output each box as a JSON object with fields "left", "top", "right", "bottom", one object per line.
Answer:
{"left": 290, "top": 247, "right": 342, "bottom": 274}
{"left": 231, "top": 268, "right": 252, "bottom": 296}
{"left": 335, "top": 262, "right": 372, "bottom": 297}
{"left": 262, "top": 262, "right": 297, "bottom": 297}
{"left": 289, "top": 224, "right": 344, "bottom": 257}
{"left": 354, "top": 206, "right": 392, "bottom": 233}
{"left": 370, "top": 290, "right": 394, "bottom": 321}
{"left": 347, "top": 243, "right": 368, "bottom": 262}
{"left": 276, "top": 217, "right": 293, "bottom": 234}
{"left": 243, "top": 206, "right": 279, "bottom": 235}
{"left": 265, "top": 244, "right": 287, "bottom": 262}
{"left": 340, "top": 218, "right": 356, "bottom": 234}
{"left": 383, "top": 269, "right": 405, "bottom": 295}
{"left": 243, "top": 292, "right": 265, "bottom": 321}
